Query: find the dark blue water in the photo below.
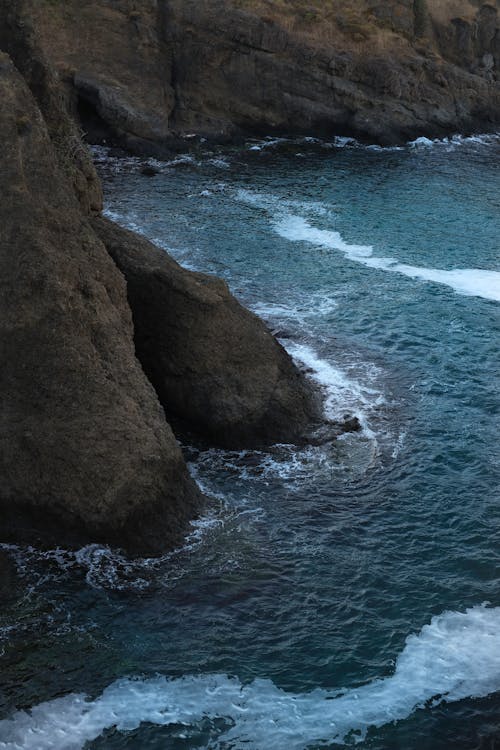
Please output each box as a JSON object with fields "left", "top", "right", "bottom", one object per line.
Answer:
{"left": 1, "top": 135, "right": 499, "bottom": 750}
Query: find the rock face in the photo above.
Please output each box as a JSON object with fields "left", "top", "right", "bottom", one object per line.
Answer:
{"left": 0, "top": 52, "right": 201, "bottom": 554}
{"left": 93, "top": 218, "right": 318, "bottom": 448}
{"left": 25, "top": 0, "right": 500, "bottom": 147}
{"left": 26, "top": 0, "right": 175, "bottom": 156}
{"left": 0, "top": 0, "right": 103, "bottom": 214}
{"left": 164, "top": 0, "right": 500, "bottom": 144}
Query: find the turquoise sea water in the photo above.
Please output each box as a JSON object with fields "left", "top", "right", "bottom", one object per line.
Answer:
{"left": 1, "top": 135, "right": 499, "bottom": 749}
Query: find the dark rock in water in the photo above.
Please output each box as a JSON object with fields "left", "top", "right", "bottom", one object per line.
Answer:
{"left": 306, "top": 416, "right": 362, "bottom": 446}
{"left": 141, "top": 164, "right": 160, "bottom": 176}
{"left": 339, "top": 416, "right": 362, "bottom": 434}
{"left": 0, "top": 53, "right": 201, "bottom": 555}
{"left": 0, "top": 551, "right": 18, "bottom": 604}
{"left": 92, "top": 217, "right": 320, "bottom": 449}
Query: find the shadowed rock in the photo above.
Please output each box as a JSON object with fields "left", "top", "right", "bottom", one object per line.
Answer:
{"left": 0, "top": 53, "right": 201, "bottom": 554}
{"left": 92, "top": 217, "right": 320, "bottom": 448}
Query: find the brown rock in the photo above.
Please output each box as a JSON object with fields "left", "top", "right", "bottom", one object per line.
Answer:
{"left": 92, "top": 217, "right": 319, "bottom": 449}
{"left": 0, "top": 53, "right": 201, "bottom": 554}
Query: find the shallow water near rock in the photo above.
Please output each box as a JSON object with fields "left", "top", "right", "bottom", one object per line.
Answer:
{"left": 1, "top": 135, "right": 499, "bottom": 749}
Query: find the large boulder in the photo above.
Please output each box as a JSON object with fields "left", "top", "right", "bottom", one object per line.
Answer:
{"left": 92, "top": 217, "right": 319, "bottom": 448}
{"left": 0, "top": 53, "right": 201, "bottom": 554}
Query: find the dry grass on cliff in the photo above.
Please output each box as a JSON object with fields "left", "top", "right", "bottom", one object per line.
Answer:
{"left": 231, "top": 0, "right": 415, "bottom": 55}
{"left": 233, "top": 0, "right": 375, "bottom": 34}
{"left": 231, "top": 0, "right": 479, "bottom": 43}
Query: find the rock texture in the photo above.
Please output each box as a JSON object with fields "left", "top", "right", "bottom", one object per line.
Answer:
{"left": 24, "top": 0, "right": 500, "bottom": 147}
{"left": 0, "top": 51, "right": 201, "bottom": 554}
{"left": 93, "top": 218, "right": 318, "bottom": 448}
{"left": 0, "top": 0, "right": 103, "bottom": 214}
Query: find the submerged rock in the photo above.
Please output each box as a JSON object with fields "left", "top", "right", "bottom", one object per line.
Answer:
{"left": 0, "top": 53, "right": 201, "bottom": 554}
{"left": 92, "top": 217, "right": 320, "bottom": 448}
{"left": 140, "top": 164, "right": 161, "bottom": 176}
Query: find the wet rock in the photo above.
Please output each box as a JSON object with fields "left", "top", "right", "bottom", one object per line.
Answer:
{"left": 339, "top": 416, "right": 363, "bottom": 434}
{"left": 92, "top": 217, "right": 320, "bottom": 449}
{"left": 0, "top": 53, "right": 201, "bottom": 555}
{"left": 306, "top": 416, "right": 362, "bottom": 446}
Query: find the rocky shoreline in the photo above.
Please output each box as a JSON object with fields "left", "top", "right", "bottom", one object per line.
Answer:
{"left": 0, "top": 1, "right": 323, "bottom": 561}
{"left": 23, "top": 0, "right": 500, "bottom": 154}
{"left": 0, "top": 0, "right": 499, "bottom": 565}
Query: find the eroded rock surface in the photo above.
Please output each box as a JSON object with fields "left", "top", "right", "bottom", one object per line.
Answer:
{"left": 0, "top": 0, "right": 103, "bottom": 213}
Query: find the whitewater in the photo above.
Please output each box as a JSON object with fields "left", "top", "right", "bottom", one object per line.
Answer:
{"left": 235, "top": 188, "right": 500, "bottom": 303}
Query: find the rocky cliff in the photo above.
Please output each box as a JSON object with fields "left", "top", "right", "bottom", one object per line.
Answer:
{"left": 24, "top": 0, "right": 500, "bottom": 149}
{"left": 0, "top": 1, "right": 320, "bottom": 554}
{"left": 1, "top": 0, "right": 496, "bottom": 555}
{"left": 0, "top": 50, "right": 202, "bottom": 554}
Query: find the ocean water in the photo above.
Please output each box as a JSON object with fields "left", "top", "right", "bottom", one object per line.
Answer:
{"left": 1, "top": 134, "right": 500, "bottom": 749}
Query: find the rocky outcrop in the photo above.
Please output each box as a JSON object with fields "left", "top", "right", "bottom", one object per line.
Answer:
{"left": 0, "top": 8, "right": 324, "bottom": 554}
{"left": 0, "top": 52, "right": 201, "bottom": 554}
{"left": 23, "top": 0, "right": 500, "bottom": 147}
{"left": 92, "top": 218, "right": 319, "bottom": 448}
{"left": 162, "top": 0, "right": 500, "bottom": 144}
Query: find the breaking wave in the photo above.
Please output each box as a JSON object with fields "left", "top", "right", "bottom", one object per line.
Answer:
{"left": 1, "top": 604, "right": 499, "bottom": 750}
{"left": 274, "top": 213, "right": 500, "bottom": 302}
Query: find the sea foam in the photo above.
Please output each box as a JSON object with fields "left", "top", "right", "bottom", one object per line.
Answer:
{"left": 1, "top": 604, "right": 499, "bottom": 750}
{"left": 272, "top": 213, "right": 500, "bottom": 303}
{"left": 285, "top": 341, "right": 383, "bottom": 426}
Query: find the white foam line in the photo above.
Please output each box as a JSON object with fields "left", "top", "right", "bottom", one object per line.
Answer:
{"left": 285, "top": 341, "right": 382, "bottom": 423}
{"left": 244, "top": 132, "right": 500, "bottom": 153}
{"left": 272, "top": 213, "right": 500, "bottom": 303}
{"left": 1, "top": 604, "right": 499, "bottom": 750}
